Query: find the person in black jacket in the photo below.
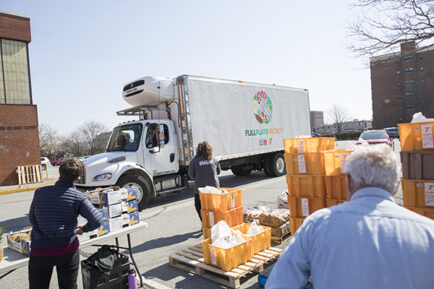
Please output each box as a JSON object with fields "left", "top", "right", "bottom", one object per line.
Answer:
{"left": 28, "top": 159, "right": 102, "bottom": 289}
{"left": 188, "top": 141, "right": 221, "bottom": 221}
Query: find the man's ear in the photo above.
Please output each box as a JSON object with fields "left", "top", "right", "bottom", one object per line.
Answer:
{"left": 391, "top": 181, "right": 400, "bottom": 196}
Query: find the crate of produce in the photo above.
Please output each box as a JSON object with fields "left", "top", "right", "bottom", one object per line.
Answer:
{"left": 201, "top": 207, "right": 243, "bottom": 228}
{"left": 324, "top": 175, "right": 347, "bottom": 200}
{"left": 270, "top": 222, "right": 290, "bottom": 238}
{"left": 289, "top": 217, "right": 304, "bottom": 235}
{"left": 284, "top": 137, "right": 335, "bottom": 154}
{"left": 286, "top": 175, "right": 325, "bottom": 198}
{"left": 322, "top": 149, "right": 352, "bottom": 176}
{"left": 288, "top": 196, "right": 325, "bottom": 218}
{"left": 326, "top": 199, "right": 346, "bottom": 208}
{"left": 284, "top": 153, "right": 325, "bottom": 175}
{"left": 232, "top": 223, "right": 271, "bottom": 255}
{"left": 7, "top": 227, "right": 31, "bottom": 256}
{"left": 201, "top": 238, "right": 250, "bottom": 271}
{"left": 399, "top": 122, "right": 434, "bottom": 151}
{"left": 258, "top": 209, "right": 289, "bottom": 227}
{"left": 401, "top": 179, "right": 434, "bottom": 208}
{"left": 400, "top": 151, "right": 434, "bottom": 180}
{"left": 407, "top": 207, "right": 434, "bottom": 220}
{"left": 199, "top": 187, "right": 242, "bottom": 213}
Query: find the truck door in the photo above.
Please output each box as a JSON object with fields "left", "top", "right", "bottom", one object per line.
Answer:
{"left": 144, "top": 122, "right": 178, "bottom": 176}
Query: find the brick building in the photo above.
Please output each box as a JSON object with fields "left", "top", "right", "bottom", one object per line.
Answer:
{"left": 370, "top": 41, "right": 434, "bottom": 128}
{"left": 310, "top": 111, "right": 324, "bottom": 131}
{"left": 0, "top": 11, "right": 40, "bottom": 185}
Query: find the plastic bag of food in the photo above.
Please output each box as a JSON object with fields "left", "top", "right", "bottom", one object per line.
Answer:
{"left": 246, "top": 220, "right": 264, "bottom": 236}
{"left": 198, "top": 186, "right": 228, "bottom": 194}
{"left": 211, "top": 220, "right": 231, "bottom": 243}
{"left": 277, "top": 191, "right": 289, "bottom": 209}
{"left": 243, "top": 206, "right": 271, "bottom": 223}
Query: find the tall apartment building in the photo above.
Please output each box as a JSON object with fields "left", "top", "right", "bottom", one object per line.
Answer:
{"left": 310, "top": 111, "right": 324, "bottom": 131}
{"left": 0, "top": 11, "right": 40, "bottom": 185}
{"left": 370, "top": 41, "right": 434, "bottom": 128}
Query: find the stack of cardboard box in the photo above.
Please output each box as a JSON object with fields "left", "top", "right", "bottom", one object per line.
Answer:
{"left": 78, "top": 187, "right": 140, "bottom": 241}
{"left": 200, "top": 187, "right": 272, "bottom": 271}
{"left": 399, "top": 121, "right": 434, "bottom": 220}
{"left": 284, "top": 138, "right": 353, "bottom": 235}
{"left": 200, "top": 187, "right": 243, "bottom": 239}
{"left": 284, "top": 138, "right": 334, "bottom": 234}
{"left": 258, "top": 209, "right": 290, "bottom": 242}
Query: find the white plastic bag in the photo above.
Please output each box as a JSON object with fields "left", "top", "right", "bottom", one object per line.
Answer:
{"left": 411, "top": 112, "right": 434, "bottom": 123}
{"left": 211, "top": 221, "right": 231, "bottom": 243}
{"left": 198, "top": 186, "right": 228, "bottom": 194}
{"left": 246, "top": 220, "right": 264, "bottom": 236}
{"left": 277, "top": 191, "right": 289, "bottom": 209}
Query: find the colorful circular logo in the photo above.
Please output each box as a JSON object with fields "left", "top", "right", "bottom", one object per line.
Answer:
{"left": 253, "top": 91, "right": 272, "bottom": 124}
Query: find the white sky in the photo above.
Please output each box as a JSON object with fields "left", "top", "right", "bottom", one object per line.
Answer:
{"left": 3, "top": 0, "right": 373, "bottom": 135}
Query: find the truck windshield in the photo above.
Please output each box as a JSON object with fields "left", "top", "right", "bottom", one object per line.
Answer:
{"left": 106, "top": 123, "right": 142, "bottom": 152}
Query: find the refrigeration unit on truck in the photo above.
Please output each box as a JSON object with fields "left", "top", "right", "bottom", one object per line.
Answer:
{"left": 76, "top": 75, "right": 311, "bottom": 210}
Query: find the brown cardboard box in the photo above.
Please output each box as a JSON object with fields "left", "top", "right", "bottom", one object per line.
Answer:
{"left": 259, "top": 209, "right": 289, "bottom": 227}
{"left": 271, "top": 222, "right": 290, "bottom": 237}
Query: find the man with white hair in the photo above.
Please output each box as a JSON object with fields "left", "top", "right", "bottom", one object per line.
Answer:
{"left": 266, "top": 144, "right": 434, "bottom": 289}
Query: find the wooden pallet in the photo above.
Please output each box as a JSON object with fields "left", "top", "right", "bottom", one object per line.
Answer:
{"left": 271, "top": 232, "right": 291, "bottom": 244}
{"left": 17, "top": 165, "right": 42, "bottom": 185}
{"left": 169, "top": 244, "right": 282, "bottom": 288}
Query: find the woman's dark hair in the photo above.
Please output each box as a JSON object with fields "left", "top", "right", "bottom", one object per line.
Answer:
{"left": 196, "top": 141, "right": 212, "bottom": 161}
{"left": 59, "top": 159, "right": 84, "bottom": 185}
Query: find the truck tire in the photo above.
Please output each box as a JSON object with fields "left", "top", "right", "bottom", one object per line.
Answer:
{"left": 231, "top": 165, "right": 252, "bottom": 176}
{"left": 266, "top": 153, "right": 286, "bottom": 177}
{"left": 117, "top": 174, "right": 152, "bottom": 211}
{"left": 263, "top": 158, "right": 274, "bottom": 177}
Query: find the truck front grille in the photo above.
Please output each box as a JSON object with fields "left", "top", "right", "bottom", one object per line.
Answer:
{"left": 76, "top": 168, "right": 86, "bottom": 184}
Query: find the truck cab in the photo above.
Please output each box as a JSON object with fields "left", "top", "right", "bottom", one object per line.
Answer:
{"left": 76, "top": 118, "right": 187, "bottom": 210}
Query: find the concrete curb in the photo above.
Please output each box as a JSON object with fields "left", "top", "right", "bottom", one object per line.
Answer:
{"left": 140, "top": 277, "right": 172, "bottom": 289}
{"left": 0, "top": 183, "right": 54, "bottom": 195}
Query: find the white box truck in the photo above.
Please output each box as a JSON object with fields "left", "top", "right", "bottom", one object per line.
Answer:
{"left": 76, "top": 75, "right": 311, "bottom": 210}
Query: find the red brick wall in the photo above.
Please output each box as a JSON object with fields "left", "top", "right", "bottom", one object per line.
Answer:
{"left": 0, "top": 105, "right": 40, "bottom": 185}
{"left": 0, "top": 12, "right": 31, "bottom": 43}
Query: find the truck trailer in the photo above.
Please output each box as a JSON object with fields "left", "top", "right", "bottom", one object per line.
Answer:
{"left": 76, "top": 75, "right": 311, "bottom": 210}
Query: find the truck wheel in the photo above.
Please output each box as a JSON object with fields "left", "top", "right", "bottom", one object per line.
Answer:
{"left": 266, "top": 153, "right": 286, "bottom": 177}
{"left": 117, "top": 175, "right": 152, "bottom": 211}
{"left": 231, "top": 165, "right": 252, "bottom": 176}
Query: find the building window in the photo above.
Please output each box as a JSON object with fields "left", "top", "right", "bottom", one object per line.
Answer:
{"left": 0, "top": 44, "right": 4, "bottom": 104}
{"left": 397, "top": 94, "right": 402, "bottom": 99}
{"left": 397, "top": 82, "right": 401, "bottom": 87}
{"left": 396, "top": 71, "right": 400, "bottom": 75}
{"left": 404, "top": 67, "right": 414, "bottom": 73}
{"left": 405, "top": 80, "right": 414, "bottom": 85}
{"left": 403, "top": 55, "right": 413, "bottom": 60}
{"left": 420, "top": 66, "right": 424, "bottom": 71}
{"left": 395, "top": 60, "right": 399, "bottom": 64}
{"left": 419, "top": 55, "right": 423, "bottom": 60}
{"left": 405, "top": 92, "right": 415, "bottom": 96}
{"left": 1, "top": 39, "right": 31, "bottom": 104}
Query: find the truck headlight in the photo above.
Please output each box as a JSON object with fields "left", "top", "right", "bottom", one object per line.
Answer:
{"left": 92, "top": 173, "right": 112, "bottom": 182}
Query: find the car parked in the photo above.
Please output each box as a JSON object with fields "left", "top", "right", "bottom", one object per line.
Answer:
{"left": 51, "top": 157, "right": 65, "bottom": 166}
{"left": 356, "top": 130, "right": 392, "bottom": 146}
{"left": 385, "top": 127, "right": 399, "bottom": 139}
{"left": 41, "top": 157, "right": 50, "bottom": 166}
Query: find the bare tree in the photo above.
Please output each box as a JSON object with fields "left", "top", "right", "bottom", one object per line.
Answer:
{"left": 39, "top": 123, "right": 60, "bottom": 160}
{"left": 80, "top": 120, "right": 108, "bottom": 155}
{"left": 61, "top": 130, "right": 86, "bottom": 157}
{"left": 327, "top": 104, "right": 352, "bottom": 133}
{"left": 347, "top": 0, "right": 434, "bottom": 56}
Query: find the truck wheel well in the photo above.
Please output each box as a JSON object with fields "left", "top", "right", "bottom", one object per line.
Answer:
{"left": 119, "top": 169, "right": 155, "bottom": 197}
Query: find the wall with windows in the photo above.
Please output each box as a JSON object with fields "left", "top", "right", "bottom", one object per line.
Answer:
{"left": 370, "top": 41, "right": 434, "bottom": 128}
{"left": 0, "top": 11, "right": 39, "bottom": 185}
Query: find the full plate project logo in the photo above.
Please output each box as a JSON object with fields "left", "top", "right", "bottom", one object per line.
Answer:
{"left": 253, "top": 91, "right": 272, "bottom": 124}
